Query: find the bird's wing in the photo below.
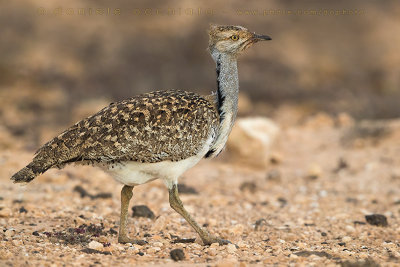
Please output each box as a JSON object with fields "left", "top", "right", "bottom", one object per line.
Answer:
{"left": 33, "top": 90, "right": 219, "bottom": 168}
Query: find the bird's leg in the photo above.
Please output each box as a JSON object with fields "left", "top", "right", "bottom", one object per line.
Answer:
{"left": 168, "top": 183, "right": 230, "bottom": 246}
{"left": 118, "top": 185, "right": 146, "bottom": 245}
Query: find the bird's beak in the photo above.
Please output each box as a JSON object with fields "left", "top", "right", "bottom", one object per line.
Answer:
{"left": 253, "top": 33, "right": 272, "bottom": 41}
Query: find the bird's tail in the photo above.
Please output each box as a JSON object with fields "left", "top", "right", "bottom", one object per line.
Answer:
{"left": 11, "top": 161, "right": 51, "bottom": 183}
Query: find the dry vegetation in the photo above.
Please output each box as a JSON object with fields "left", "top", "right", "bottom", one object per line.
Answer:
{"left": 1, "top": 0, "right": 400, "bottom": 266}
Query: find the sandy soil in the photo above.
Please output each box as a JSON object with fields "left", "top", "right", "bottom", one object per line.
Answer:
{"left": 1, "top": 113, "right": 400, "bottom": 266}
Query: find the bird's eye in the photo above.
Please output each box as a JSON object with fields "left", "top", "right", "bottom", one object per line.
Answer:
{"left": 231, "top": 35, "right": 239, "bottom": 41}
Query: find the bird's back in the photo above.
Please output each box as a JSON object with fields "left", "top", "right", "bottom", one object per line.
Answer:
{"left": 11, "top": 90, "right": 219, "bottom": 183}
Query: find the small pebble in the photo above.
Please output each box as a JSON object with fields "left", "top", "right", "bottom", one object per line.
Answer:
{"left": 307, "top": 164, "right": 322, "bottom": 179}
{"left": 345, "top": 225, "right": 356, "bottom": 233}
{"left": 266, "top": 169, "right": 281, "bottom": 181}
{"left": 147, "top": 247, "right": 161, "bottom": 253}
{"left": 239, "top": 181, "right": 257, "bottom": 193}
{"left": 170, "top": 248, "right": 185, "bottom": 261}
{"left": 365, "top": 214, "right": 388, "bottom": 227}
{"left": 207, "top": 247, "right": 217, "bottom": 256}
{"left": 177, "top": 184, "right": 198, "bottom": 194}
{"left": 88, "top": 240, "right": 103, "bottom": 250}
{"left": 210, "top": 243, "right": 220, "bottom": 249}
{"left": 5, "top": 229, "right": 15, "bottom": 238}
{"left": 132, "top": 205, "right": 155, "bottom": 219}
{"left": 226, "top": 243, "right": 237, "bottom": 253}
{"left": 269, "top": 152, "right": 283, "bottom": 164}
{"left": 342, "top": 236, "right": 352, "bottom": 242}
{"left": 152, "top": 241, "right": 163, "bottom": 247}
{"left": 19, "top": 206, "right": 28, "bottom": 213}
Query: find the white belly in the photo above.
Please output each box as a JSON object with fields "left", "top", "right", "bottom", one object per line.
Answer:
{"left": 99, "top": 135, "right": 214, "bottom": 188}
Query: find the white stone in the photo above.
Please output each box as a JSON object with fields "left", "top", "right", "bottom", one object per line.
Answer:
{"left": 226, "top": 243, "right": 237, "bottom": 254}
{"left": 88, "top": 240, "right": 103, "bottom": 250}
{"left": 152, "top": 241, "right": 163, "bottom": 247}
{"left": 345, "top": 225, "right": 356, "bottom": 233}
{"left": 227, "top": 117, "right": 280, "bottom": 167}
{"left": 342, "top": 236, "right": 352, "bottom": 242}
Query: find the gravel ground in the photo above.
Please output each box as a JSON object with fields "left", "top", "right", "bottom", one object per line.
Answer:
{"left": 1, "top": 114, "right": 400, "bottom": 266}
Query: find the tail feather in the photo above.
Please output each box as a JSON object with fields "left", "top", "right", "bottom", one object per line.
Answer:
{"left": 11, "top": 161, "right": 50, "bottom": 183}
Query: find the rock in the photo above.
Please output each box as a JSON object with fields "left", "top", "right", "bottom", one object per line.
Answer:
{"left": 226, "top": 243, "right": 237, "bottom": 254}
{"left": 152, "top": 241, "right": 163, "bottom": 247}
{"left": 345, "top": 225, "right": 356, "bottom": 233}
{"left": 239, "top": 181, "right": 257, "bottom": 193}
{"left": 4, "top": 229, "right": 15, "bottom": 238}
{"left": 266, "top": 169, "right": 281, "bottom": 181}
{"left": 340, "top": 259, "right": 380, "bottom": 267}
{"left": 269, "top": 152, "right": 283, "bottom": 164}
{"left": 132, "top": 205, "right": 155, "bottom": 219}
{"left": 210, "top": 243, "right": 220, "bottom": 249}
{"left": 73, "top": 185, "right": 112, "bottom": 199}
{"left": 171, "top": 237, "right": 196, "bottom": 244}
{"left": 81, "top": 248, "right": 111, "bottom": 255}
{"left": 127, "top": 246, "right": 139, "bottom": 253}
{"left": 170, "top": 248, "right": 185, "bottom": 261}
{"left": 227, "top": 117, "right": 280, "bottom": 168}
{"left": 177, "top": 184, "right": 198, "bottom": 194}
{"left": 19, "top": 206, "right": 28, "bottom": 213}
{"left": 147, "top": 247, "right": 161, "bottom": 254}
{"left": 88, "top": 240, "right": 103, "bottom": 250}
{"left": 0, "top": 207, "right": 12, "bottom": 218}
{"left": 207, "top": 247, "right": 217, "bottom": 256}
{"left": 365, "top": 214, "right": 388, "bottom": 227}
{"left": 294, "top": 250, "right": 332, "bottom": 259}
{"left": 342, "top": 236, "right": 352, "bottom": 242}
{"left": 307, "top": 163, "right": 323, "bottom": 179}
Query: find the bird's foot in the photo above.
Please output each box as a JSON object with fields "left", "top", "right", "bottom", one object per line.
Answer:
{"left": 202, "top": 236, "right": 232, "bottom": 246}
{"left": 118, "top": 236, "right": 147, "bottom": 245}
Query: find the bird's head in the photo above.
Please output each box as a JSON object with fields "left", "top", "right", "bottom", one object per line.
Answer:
{"left": 208, "top": 24, "right": 271, "bottom": 56}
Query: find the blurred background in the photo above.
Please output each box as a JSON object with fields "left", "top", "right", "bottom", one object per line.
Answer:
{"left": 1, "top": 0, "right": 400, "bottom": 149}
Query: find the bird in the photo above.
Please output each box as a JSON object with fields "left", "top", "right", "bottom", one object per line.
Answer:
{"left": 11, "top": 24, "right": 271, "bottom": 245}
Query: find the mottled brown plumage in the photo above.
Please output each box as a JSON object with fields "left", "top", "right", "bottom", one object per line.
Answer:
{"left": 12, "top": 90, "right": 218, "bottom": 182}
{"left": 11, "top": 25, "right": 271, "bottom": 246}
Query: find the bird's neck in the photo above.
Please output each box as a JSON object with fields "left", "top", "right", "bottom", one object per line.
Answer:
{"left": 207, "top": 50, "right": 239, "bottom": 157}
{"left": 213, "top": 51, "right": 239, "bottom": 124}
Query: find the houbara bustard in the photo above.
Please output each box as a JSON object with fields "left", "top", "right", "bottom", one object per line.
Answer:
{"left": 12, "top": 25, "right": 271, "bottom": 245}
